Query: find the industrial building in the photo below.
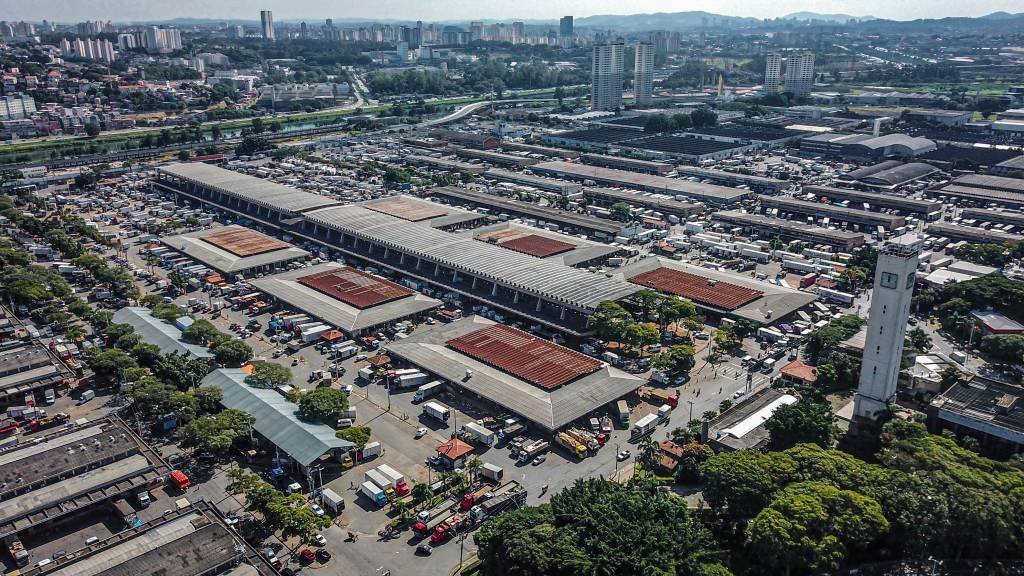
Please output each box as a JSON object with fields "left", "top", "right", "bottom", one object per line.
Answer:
{"left": 15, "top": 501, "right": 276, "bottom": 576}
{"left": 404, "top": 154, "right": 488, "bottom": 176}
{"left": 249, "top": 262, "right": 442, "bottom": 335}
{"left": 160, "top": 225, "right": 310, "bottom": 276}
{"left": 712, "top": 210, "right": 866, "bottom": 251}
{"left": 707, "top": 388, "right": 798, "bottom": 451}
{"left": 930, "top": 376, "right": 1024, "bottom": 456}
{"left": 675, "top": 166, "right": 786, "bottom": 194}
{"left": 0, "top": 341, "right": 74, "bottom": 407}
{"left": 929, "top": 174, "right": 1024, "bottom": 209}
{"left": 959, "top": 208, "right": 1024, "bottom": 230}
{"left": 360, "top": 195, "right": 486, "bottom": 230}
{"left": 686, "top": 125, "right": 808, "bottom": 147}
{"left": 428, "top": 186, "right": 625, "bottom": 238}
{"left": 618, "top": 258, "right": 818, "bottom": 324}
{"left": 580, "top": 153, "right": 674, "bottom": 175}
{"left": 621, "top": 135, "right": 755, "bottom": 162}
{"left": 582, "top": 187, "right": 704, "bottom": 220}
{"left": 759, "top": 195, "right": 906, "bottom": 230}
{"left": 385, "top": 316, "right": 644, "bottom": 432}
{"left": 989, "top": 155, "right": 1024, "bottom": 178}
{"left": 0, "top": 418, "right": 169, "bottom": 543}
{"left": 840, "top": 161, "right": 940, "bottom": 190}
{"left": 800, "top": 184, "right": 943, "bottom": 218}
{"left": 483, "top": 168, "right": 583, "bottom": 196}
{"left": 203, "top": 368, "right": 355, "bottom": 473}
{"left": 111, "top": 307, "right": 214, "bottom": 359}
{"left": 295, "top": 203, "right": 640, "bottom": 336}
{"left": 455, "top": 148, "right": 538, "bottom": 168}
{"left": 499, "top": 142, "right": 581, "bottom": 159}
{"left": 466, "top": 222, "right": 621, "bottom": 268}
{"left": 540, "top": 127, "right": 644, "bottom": 150}
{"left": 427, "top": 129, "right": 499, "bottom": 149}
{"left": 154, "top": 163, "right": 342, "bottom": 228}
{"left": 531, "top": 161, "right": 750, "bottom": 205}
{"left": 800, "top": 132, "right": 937, "bottom": 161}
{"left": 926, "top": 222, "right": 1023, "bottom": 245}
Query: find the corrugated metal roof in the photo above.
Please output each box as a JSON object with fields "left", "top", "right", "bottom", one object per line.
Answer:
{"left": 158, "top": 163, "right": 341, "bottom": 215}
{"left": 202, "top": 369, "right": 354, "bottom": 467}
{"left": 111, "top": 308, "right": 213, "bottom": 359}
{"left": 161, "top": 226, "right": 310, "bottom": 273}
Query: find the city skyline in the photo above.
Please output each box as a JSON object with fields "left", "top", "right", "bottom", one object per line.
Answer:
{"left": 2, "top": 0, "right": 1023, "bottom": 24}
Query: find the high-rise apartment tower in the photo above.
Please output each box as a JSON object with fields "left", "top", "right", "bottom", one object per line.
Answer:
{"left": 591, "top": 41, "right": 624, "bottom": 111}
{"left": 634, "top": 42, "right": 654, "bottom": 106}
{"left": 785, "top": 52, "right": 814, "bottom": 98}
{"left": 260, "top": 10, "right": 275, "bottom": 41}
{"left": 764, "top": 53, "right": 782, "bottom": 94}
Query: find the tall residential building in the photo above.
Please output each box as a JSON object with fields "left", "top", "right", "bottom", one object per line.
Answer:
{"left": 299, "top": 22, "right": 308, "bottom": 38}
{"left": 260, "top": 10, "right": 275, "bottom": 41}
{"left": 117, "top": 33, "right": 136, "bottom": 51}
{"left": 591, "top": 41, "right": 624, "bottom": 111}
{"left": 512, "top": 21, "right": 524, "bottom": 44}
{"left": 140, "top": 27, "right": 182, "bottom": 54}
{"left": 0, "top": 94, "right": 37, "bottom": 120}
{"left": 60, "top": 37, "right": 116, "bottom": 64}
{"left": 469, "top": 21, "right": 484, "bottom": 43}
{"left": 764, "top": 53, "right": 782, "bottom": 94}
{"left": 854, "top": 235, "right": 922, "bottom": 420}
{"left": 559, "top": 16, "right": 573, "bottom": 47}
{"left": 634, "top": 42, "right": 654, "bottom": 107}
{"left": 785, "top": 52, "right": 815, "bottom": 98}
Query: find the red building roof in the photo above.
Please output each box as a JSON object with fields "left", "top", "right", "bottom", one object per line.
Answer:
{"left": 436, "top": 438, "right": 474, "bottom": 461}
{"left": 498, "top": 234, "right": 575, "bottom": 258}
{"left": 780, "top": 360, "right": 818, "bottom": 384}
{"left": 297, "top": 267, "right": 413, "bottom": 309}
{"left": 629, "top": 268, "right": 762, "bottom": 311}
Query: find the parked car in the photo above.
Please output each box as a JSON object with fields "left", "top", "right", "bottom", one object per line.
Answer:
{"left": 416, "top": 543, "right": 434, "bottom": 556}
{"left": 315, "top": 549, "right": 331, "bottom": 562}
{"left": 299, "top": 549, "right": 315, "bottom": 564}
{"left": 309, "top": 503, "right": 325, "bottom": 517}
{"left": 415, "top": 427, "right": 428, "bottom": 439}
{"left": 314, "top": 534, "right": 327, "bottom": 547}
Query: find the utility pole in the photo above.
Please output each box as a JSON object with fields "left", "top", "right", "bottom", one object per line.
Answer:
{"left": 686, "top": 400, "right": 694, "bottom": 423}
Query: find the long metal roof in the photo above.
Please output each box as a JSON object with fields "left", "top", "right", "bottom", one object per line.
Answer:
{"left": 532, "top": 161, "right": 749, "bottom": 203}
{"left": 203, "top": 369, "right": 354, "bottom": 467}
{"left": 161, "top": 225, "right": 310, "bottom": 273}
{"left": 158, "top": 163, "right": 342, "bottom": 215}
{"left": 303, "top": 205, "right": 640, "bottom": 310}
{"left": 112, "top": 307, "right": 213, "bottom": 359}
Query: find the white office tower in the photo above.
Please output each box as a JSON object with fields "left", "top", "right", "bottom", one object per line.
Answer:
{"left": 764, "top": 53, "right": 782, "bottom": 94}
{"left": 634, "top": 42, "right": 654, "bottom": 107}
{"left": 591, "top": 42, "right": 624, "bottom": 111}
{"left": 785, "top": 52, "right": 815, "bottom": 98}
{"left": 854, "top": 234, "right": 922, "bottom": 420}
{"left": 261, "top": 10, "right": 275, "bottom": 41}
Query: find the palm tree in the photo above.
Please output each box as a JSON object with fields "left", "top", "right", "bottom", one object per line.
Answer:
{"left": 637, "top": 436, "right": 658, "bottom": 471}
{"left": 448, "top": 471, "right": 468, "bottom": 494}
{"left": 411, "top": 482, "right": 432, "bottom": 507}
{"left": 465, "top": 456, "right": 483, "bottom": 486}
{"left": 391, "top": 498, "right": 409, "bottom": 516}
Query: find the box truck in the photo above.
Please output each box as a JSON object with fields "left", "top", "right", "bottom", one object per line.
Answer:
{"left": 462, "top": 421, "right": 495, "bottom": 446}
{"left": 632, "top": 413, "right": 660, "bottom": 437}
{"left": 413, "top": 380, "right": 444, "bottom": 402}
{"left": 360, "top": 481, "right": 388, "bottom": 507}
{"left": 423, "top": 401, "right": 451, "bottom": 422}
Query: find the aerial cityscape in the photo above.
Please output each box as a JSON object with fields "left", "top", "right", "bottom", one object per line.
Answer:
{"left": 1, "top": 2, "right": 1024, "bottom": 575}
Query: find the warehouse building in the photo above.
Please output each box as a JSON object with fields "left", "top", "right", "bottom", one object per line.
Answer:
{"left": 926, "top": 222, "right": 1023, "bottom": 245}
{"left": 618, "top": 258, "right": 817, "bottom": 324}
{"left": 499, "top": 142, "right": 581, "bottom": 159}
{"left": 154, "top": 163, "right": 342, "bottom": 228}
{"left": 203, "top": 368, "right": 355, "bottom": 474}
{"left": 539, "top": 127, "right": 646, "bottom": 150}
{"left": 712, "top": 210, "right": 866, "bottom": 251}
{"left": 707, "top": 389, "right": 799, "bottom": 451}
{"left": 249, "top": 262, "right": 442, "bottom": 336}
{"left": 294, "top": 204, "right": 640, "bottom": 336}
{"left": 160, "top": 225, "right": 310, "bottom": 276}
{"left": 427, "top": 129, "right": 499, "bottom": 149}
{"left": 483, "top": 168, "right": 583, "bottom": 196}
{"left": 675, "top": 166, "right": 786, "bottom": 194}
{"left": 959, "top": 208, "right": 1024, "bottom": 230}
{"left": 404, "top": 154, "right": 487, "bottom": 176}
{"left": 112, "top": 307, "right": 214, "bottom": 359}
{"left": 799, "top": 133, "right": 937, "bottom": 161}
{"left": 801, "top": 184, "right": 943, "bottom": 219}
{"left": 620, "top": 135, "right": 755, "bottom": 162}
{"left": 686, "top": 125, "right": 808, "bottom": 147}
{"left": 385, "top": 316, "right": 644, "bottom": 433}
{"left": 580, "top": 153, "right": 674, "bottom": 175}
{"left": 989, "top": 155, "right": 1024, "bottom": 178}
{"left": 582, "top": 187, "right": 704, "bottom": 220}
{"left": 929, "top": 376, "right": 1024, "bottom": 456}
{"left": 531, "top": 161, "right": 749, "bottom": 205}
{"left": 0, "top": 342, "right": 74, "bottom": 407}
{"left": 16, "top": 501, "right": 276, "bottom": 576}
{"left": 360, "top": 195, "right": 486, "bottom": 230}
{"left": 840, "top": 161, "right": 940, "bottom": 190}
{"left": 467, "top": 222, "right": 621, "bottom": 268}
{"left": 428, "top": 186, "right": 625, "bottom": 239}
{"left": 455, "top": 148, "right": 539, "bottom": 168}
{"left": 0, "top": 418, "right": 169, "bottom": 543}
{"left": 929, "top": 174, "right": 1024, "bottom": 209}
{"left": 759, "top": 195, "right": 906, "bottom": 230}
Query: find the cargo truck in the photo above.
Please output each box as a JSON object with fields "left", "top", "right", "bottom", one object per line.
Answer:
{"left": 396, "top": 372, "right": 429, "bottom": 389}
{"left": 497, "top": 423, "right": 524, "bottom": 444}
{"left": 430, "top": 512, "right": 471, "bottom": 544}
{"left": 632, "top": 413, "right": 660, "bottom": 437}
{"left": 459, "top": 484, "right": 495, "bottom": 510}
{"left": 617, "top": 400, "right": 630, "bottom": 428}
{"left": 27, "top": 412, "right": 69, "bottom": 432}
{"left": 470, "top": 482, "right": 527, "bottom": 522}
{"left": 414, "top": 497, "right": 458, "bottom": 534}
{"left": 422, "top": 401, "right": 451, "bottom": 423}
{"left": 360, "top": 481, "right": 388, "bottom": 507}
{"left": 413, "top": 380, "right": 444, "bottom": 402}
{"left": 365, "top": 468, "right": 394, "bottom": 501}
{"left": 480, "top": 463, "right": 503, "bottom": 482}
{"left": 358, "top": 367, "right": 375, "bottom": 381}
{"left": 517, "top": 440, "right": 550, "bottom": 463}
{"left": 375, "top": 464, "right": 410, "bottom": 496}
{"left": 461, "top": 421, "right": 495, "bottom": 446}
{"left": 358, "top": 441, "right": 381, "bottom": 460}
{"left": 321, "top": 488, "right": 345, "bottom": 514}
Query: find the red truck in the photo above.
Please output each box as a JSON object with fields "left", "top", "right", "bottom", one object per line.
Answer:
{"left": 430, "top": 513, "right": 470, "bottom": 544}
{"left": 27, "top": 412, "right": 69, "bottom": 432}
{"left": 459, "top": 484, "right": 494, "bottom": 510}
{"left": 170, "top": 470, "right": 191, "bottom": 490}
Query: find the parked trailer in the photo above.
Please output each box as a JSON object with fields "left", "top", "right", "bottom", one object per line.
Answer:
{"left": 462, "top": 421, "right": 495, "bottom": 446}
{"left": 517, "top": 440, "right": 550, "bottom": 463}
{"left": 414, "top": 497, "right": 459, "bottom": 534}
{"left": 471, "top": 481, "right": 527, "bottom": 521}
{"left": 632, "top": 413, "right": 660, "bottom": 437}
{"left": 413, "top": 380, "right": 445, "bottom": 402}
{"left": 396, "top": 372, "right": 430, "bottom": 389}
{"left": 480, "top": 463, "right": 503, "bottom": 482}
{"left": 423, "top": 401, "right": 451, "bottom": 422}
{"left": 616, "top": 400, "right": 630, "bottom": 428}
{"left": 376, "top": 464, "right": 410, "bottom": 496}
{"left": 360, "top": 481, "right": 388, "bottom": 507}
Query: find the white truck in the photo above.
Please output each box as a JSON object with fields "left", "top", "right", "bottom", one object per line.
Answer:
{"left": 334, "top": 345, "right": 358, "bottom": 360}
{"left": 413, "top": 381, "right": 444, "bottom": 403}
{"left": 480, "top": 463, "right": 504, "bottom": 482}
{"left": 462, "top": 421, "right": 495, "bottom": 446}
{"left": 357, "top": 367, "right": 375, "bottom": 381}
{"left": 422, "top": 401, "right": 451, "bottom": 423}
{"left": 321, "top": 488, "right": 345, "bottom": 514}
{"left": 396, "top": 372, "right": 429, "bottom": 389}
{"left": 632, "top": 413, "right": 660, "bottom": 437}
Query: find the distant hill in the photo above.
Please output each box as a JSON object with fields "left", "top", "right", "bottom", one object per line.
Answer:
{"left": 574, "top": 11, "right": 759, "bottom": 33}
{"left": 781, "top": 12, "right": 876, "bottom": 23}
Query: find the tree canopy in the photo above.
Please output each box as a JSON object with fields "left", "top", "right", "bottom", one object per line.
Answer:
{"left": 212, "top": 339, "right": 253, "bottom": 367}
{"left": 245, "top": 363, "right": 293, "bottom": 389}
{"left": 297, "top": 387, "right": 350, "bottom": 424}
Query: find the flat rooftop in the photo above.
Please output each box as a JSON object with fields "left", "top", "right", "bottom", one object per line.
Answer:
{"left": 386, "top": 316, "right": 644, "bottom": 432}
{"left": 532, "top": 161, "right": 748, "bottom": 204}
{"left": 429, "top": 185, "right": 622, "bottom": 235}
{"left": 250, "top": 262, "right": 441, "bottom": 334}
{"left": 477, "top": 231, "right": 575, "bottom": 258}
{"left": 623, "top": 135, "right": 746, "bottom": 157}
{"left": 712, "top": 210, "right": 866, "bottom": 247}
{"left": 926, "top": 222, "right": 1022, "bottom": 244}
{"left": 759, "top": 195, "right": 905, "bottom": 229}
{"left": 932, "top": 377, "right": 1024, "bottom": 445}
{"left": 447, "top": 323, "right": 602, "bottom": 389}
{"left": 802, "top": 184, "right": 942, "bottom": 215}
{"left": 157, "top": 163, "right": 342, "bottom": 215}
{"left": 464, "top": 222, "right": 620, "bottom": 267}
{"left": 930, "top": 174, "right": 1024, "bottom": 207}
{"left": 709, "top": 388, "right": 798, "bottom": 451}
{"left": 161, "top": 225, "right": 310, "bottom": 274}
{"left": 960, "top": 208, "right": 1024, "bottom": 227}
{"left": 583, "top": 187, "right": 703, "bottom": 217}
{"left": 618, "top": 258, "right": 818, "bottom": 324}
{"left": 360, "top": 195, "right": 485, "bottom": 229}
{"left": 628, "top": 267, "right": 763, "bottom": 311}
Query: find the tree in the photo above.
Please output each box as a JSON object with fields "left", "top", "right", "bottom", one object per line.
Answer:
{"left": 84, "top": 123, "right": 100, "bottom": 137}
{"left": 701, "top": 450, "right": 797, "bottom": 520}
{"left": 629, "top": 289, "right": 662, "bottom": 322}
{"left": 658, "top": 297, "right": 697, "bottom": 328}
{"left": 151, "top": 302, "right": 185, "bottom": 321}
{"left": 746, "top": 482, "right": 888, "bottom": 575}
{"left": 981, "top": 334, "right": 1024, "bottom": 364}
{"left": 86, "top": 348, "right": 139, "bottom": 381}
{"left": 178, "top": 409, "right": 253, "bottom": 455}
{"left": 153, "top": 351, "right": 211, "bottom": 390}
{"left": 938, "top": 366, "right": 963, "bottom": 390}
{"left": 124, "top": 376, "right": 179, "bottom": 418}
{"left": 1, "top": 265, "right": 71, "bottom": 303}
{"left": 192, "top": 385, "right": 224, "bottom": 414}
{"left": 336, "top": 425, "right": 371, "bottom": 447}
{"left": 907, "top": 327, "right": 933, "bottom": 351}
{"left": 212, "top": 339, "right": 253, "bottom": 367}
{"left": 245, "top": 362, "right": 294, "bottom": 389}
{"left": 298, "top": 387, "right": 350, "bottom": 424}
{"left": 623, "top": 322, "right": 659, "bottom": 353}
{"left": 181, "top": 319, "right": 223, "bottom": 346}
{"left": 653, "top": 345, "right": 696, "bottom": 375}
{"left": 411, "top": 482, "right": 432, "bottom": 505}
{"left": 764, "top": 394, "right": 838, "bottom": 450}
{"left": 227, "top": 469, "right": 330, "bottom": 545}
{"left": 588, "top": 300, "right": 632, "bottom": 341}
{"left": 609, "top": 202, "right": 633, "bottom": 222}
{"left": 129, "top": 342, "right": 161, "bottom": 366}
{"left": 168, "top": 271, "right": 189, "bottom": 293}
{"left": 475, "top": 479, "right": 726, "bottom": 576}
{"left": 690, "top": 106, "right": 718, "bottom": 128}
{"left": 466, "top": 456, "right": 484, "bottom": 484}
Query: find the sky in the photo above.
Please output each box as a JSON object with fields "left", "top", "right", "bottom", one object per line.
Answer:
{"left": 0, "top": 0, "right": 1020, "bottom": 23}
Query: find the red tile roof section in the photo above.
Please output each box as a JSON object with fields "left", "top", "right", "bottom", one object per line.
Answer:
{"left": 629, "top": 268, "right": 762, "bottom": 311}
